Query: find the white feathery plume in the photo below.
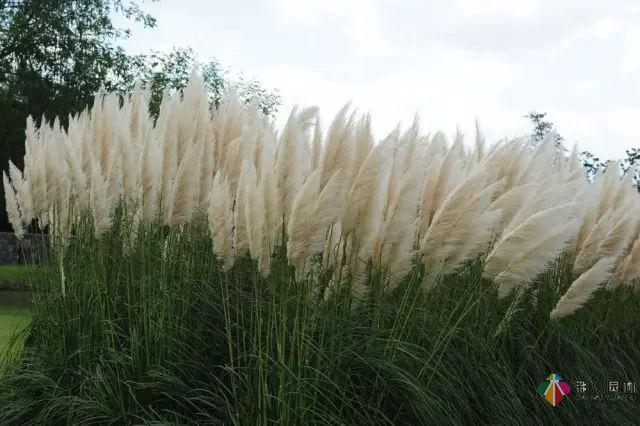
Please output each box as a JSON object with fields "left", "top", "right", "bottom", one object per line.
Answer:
{"left": 484, "top": 203, "right": 580, "bottom": 284}
{"left": 287, "top": 169, "right": 322, "bottom": 274}
{"left": 352, "top": 114, "right": 374, "bottom": 179}
{"left": 208, "top": 172, "right": 235, "bottom": 269}
{"left": 421, "top": 169, "right": 488, "bottom": 264}
{"left": 372, "top": 159, "right": 422, "bottom": 280}
{"left": 428, "top": 138, "right": 464, "bottom": 227}
{"left": 105, "top": 134, "right": 124, "bottom": 203}
{"left": 3, "top": 171, "right": 25, "bottom": 240}
{"left": 167, "top": 145, "right": 198, "bottom": 227}
{"left": 261, "top": 162, "right": 281, "bottom": 247}
{"left": 8, "top": 161, "right": 34, "bottom": 224}
{"left": 303, "top": 170, "right": 343, "bottom": 273}
{"left": 212, "top": 91, "right": 246, "bottom": 169}
{"left": 310, "top": 115, "right": 323, "bottom": 172}
{"left": 614, "top": 232, "right": 640, "bottom": 284}
{"left": 234, "top": 160, "right": 253, "bottom": 257}
{"left": 474, "top": 119, "right": 485, "bottom": 162}
{"left": 221, "top": 135, "right": 243, "bottom": 193}
{"left": 550, "top": 257, "right": 616, "bottom": 319}
{"left": 198, "top": 121, "right": 217, "bottom": 211}
{"left": 493, "top": 219, "right": 580, "bottom": 298}
{"left": 387, "top": 217, "right": 416, "bottom": 290}
{"left": 573, "top": 209, "right": 613, "bottom": 274}
{"left": 28, "top": 134, "right": 48, "bottom": 221}
{"left": 568, "top": 144, "right": 581, "bottom": 173}
{"left": 44, "top": 130, "right": 65, "bottom": 211}
{"left": 244, "top": 164, "right": 263, "bottom": 261}
{"left": 55, "top": 171, "right": 71, "bottom": 247}
{"left": 418, "top": 153, "right": 444, "bottom": 233}
{"left": 594, "top": 161, "right": 621, "bottom": 220}
{"left": 254, "top": 176, "right": 273, "bottom": 277}
{"left": 421, "top": 171, "right": 504, "bottom": 279}
{"left": 159, "top": 96, "right": 179, "bottom": 213}
{"left": 502, "top": 176, "right": 585, "bottom": 237}
{"left": 516, "top": 133, "right": 556, "bottom": 185}
{"left": 595, "top": 208, "right": 636, "bottom": 262}
{"left": 611, "top": 168, "right": 636, "bottom": 212}
{"left": 319, "top": 104, "right": 353, "bottom": 189}
{"left": 63, "top": 140, "right": 89, "bottom": 210}
{"left": 90, "top": 158, "right": 112, "bottom": 238}
{"left": 487, "top": 183, "right": 540, "bottom": 232}
{"left": 340, "top": 142, "right": 390, "bottom": 237}
{"left": 274, "top": 107, "right": 318, "bottom": 222}
{"left": 141, "top": 139, "right": 161, "bottom": 223}
{"left": 287, "top": 170, "right": 342, "bottom": 278}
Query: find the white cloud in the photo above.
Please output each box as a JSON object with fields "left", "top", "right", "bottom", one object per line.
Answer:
{"left": 117, "top": 0, "right": 640, "bottom": 159}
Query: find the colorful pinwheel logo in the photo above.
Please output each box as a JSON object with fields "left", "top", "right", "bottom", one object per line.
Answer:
{"left": 538, "top": 374, "right": 571, "bottom": 406}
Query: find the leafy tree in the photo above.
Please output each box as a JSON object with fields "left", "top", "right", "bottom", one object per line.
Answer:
{"left": 623, "top": 148, "right": 640, "bottom": 191}
{"left": 116, "top": 47, "right": 280, "bottom": 118}
{"left": 526, "top": 111, "right": 563, "bottom": 146}
{"left": 0, "top": 0, "right": 157, "bottom": 230}
{"left": 526, "top": 111, "right": 639, "bottom": 190}
{"left": 0, "top": 1, "right": 280, "bottom": 231}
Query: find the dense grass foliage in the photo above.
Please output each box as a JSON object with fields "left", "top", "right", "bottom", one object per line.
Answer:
{"left": 2, "top": 75, "right": 640, "bottom": 423}
{"left": 0, "top": 222, "right": 638, "bottom": 424}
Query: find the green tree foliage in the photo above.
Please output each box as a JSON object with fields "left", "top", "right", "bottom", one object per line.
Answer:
{"left": 116, "top": 47, "right": 280, "bottom": 118}
{"left": 526, "top": 111, "right": 563, "bottom": 146}
{"left": 0, "top": 0, "right": 156, "bottom": 230}
{"left": 0, "top": 1, "right": 280, "bottom": 231}
{"left": 527, "top": 111, "right": 639, "bottom": 189}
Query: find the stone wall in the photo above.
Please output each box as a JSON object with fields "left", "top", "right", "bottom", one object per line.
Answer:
{"left": 0, "top": 232, "right": 50, "bottom": 265}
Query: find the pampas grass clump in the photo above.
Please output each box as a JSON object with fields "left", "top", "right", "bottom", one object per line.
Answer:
{"left": 2, "top": 74, "right": 640, "bottom": 424}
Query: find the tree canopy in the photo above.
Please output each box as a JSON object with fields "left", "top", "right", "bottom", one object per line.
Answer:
{"left": 527, "top": 111, "right": 639, "bottom": 189}
{"left": 0, "top": 0, "right": 280, "bottom": 231}
{"left": 119, "top": 47, "right": 281, "bottom": 118}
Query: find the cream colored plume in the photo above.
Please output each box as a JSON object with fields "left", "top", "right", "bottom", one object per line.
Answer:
{"left": 8, "top": 161, "right": 33, "bottom": 225}
{"left": 319, "top": 104, "right": 353, "bottom": 190}
{"left": 3, "top": 171, "right": 25, "bottom": 240}
{"left": 613, "top": 232, "right": 640, "bottom": 284}
{"left": 371, "top": 152, "right": 422, "bottom": 283}
{"left": 11, "top": 72, "right": 640, "bottom": 296}
{"left": 141, "top": 139, "right": 161, "bottom": 223}
{"left": 62, "top": 140, "right": 89, "bottom": 210}
{"left": 487, "top": 183, "right": 540, "bottom": 231}
{"left": 484, "top": 203, "right": 580, "bottom": 296}
{"left": 89, "top": 158, "right": 112, "bottom": 238}
{"left": 493, "top": 219, "right": 580, "bottom": 299}
{"left": 208, "top": 172, "right": 235, "bottom": 269}
{"left": 233, "top": 161, "right": 253, "bottom": 257}
{"left": 287, "top": 169, "right": 342, "bottom": 278}
{"left": 244, "top": 164, "right": 265, "bottom": 263}
{"left": 550, "top": 257, "right": 616, "bottom": 319}
{"left": 340, "top": 142, "right": 390, "bottom": 237}
{"left": 421, "top": 170, "right": 503, "bottom": 280}
{"left": 275, "top": 106, "right": 318, "bottom": 222}
{"left": 167, "top": 145, "right": 198, "bottom": 228}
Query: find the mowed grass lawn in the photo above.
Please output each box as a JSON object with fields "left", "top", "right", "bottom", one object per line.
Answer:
{"left": 0, "top": 266, "right": 35, "bottom": 362}
{"left": 0, "top": 304, "right": 30, "bottom": 361}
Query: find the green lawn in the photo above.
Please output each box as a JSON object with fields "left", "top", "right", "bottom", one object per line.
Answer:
{"left": 0, "top": 265, "right": 48, "bottom": 282}
{"left": 0, "top": 291, "right": 31, "bottom": 364}
{"left": 0, "top": 308, "right": 30, "bottom": 357}
{"left": 0, "top": 265, "right": 37, "bottom": 360}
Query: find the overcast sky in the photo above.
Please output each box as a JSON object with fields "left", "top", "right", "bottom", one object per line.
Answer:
{"left": 118, "top": 0, "right": 640, "bottom": 159}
